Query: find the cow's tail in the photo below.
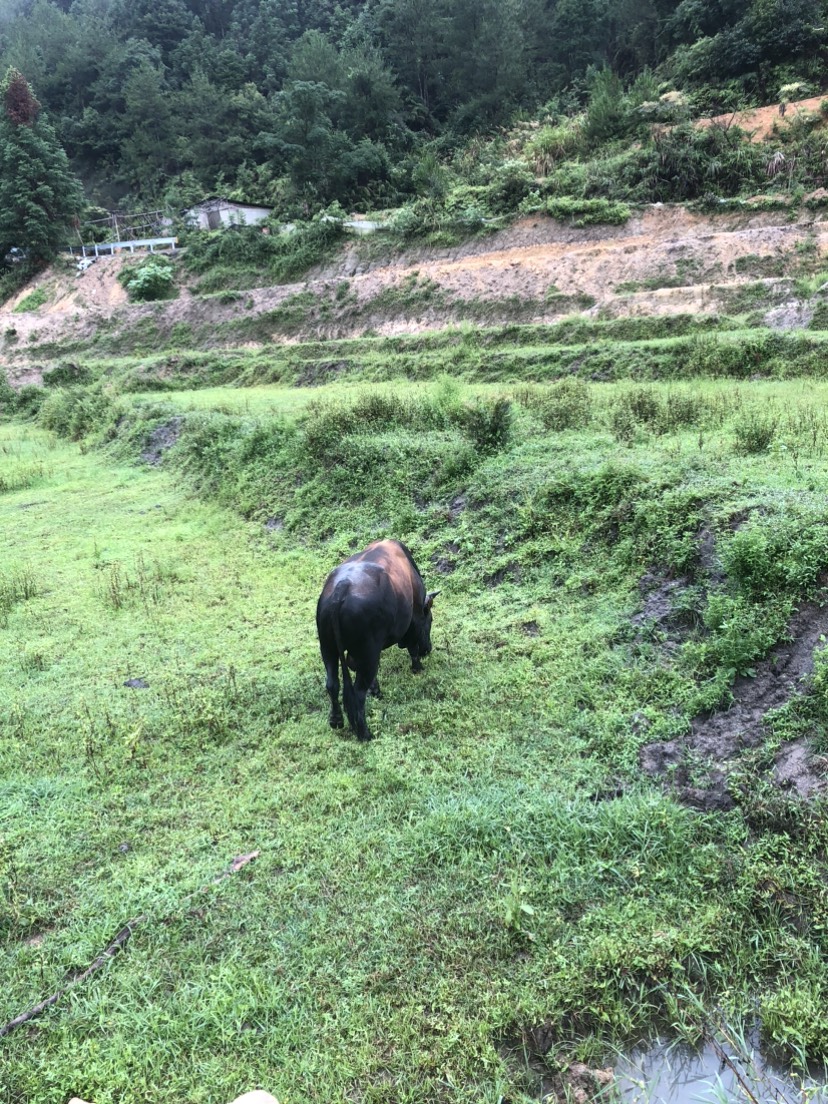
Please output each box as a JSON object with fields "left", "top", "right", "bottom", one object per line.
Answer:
{"left": 333, "top": 620, "right": 358, "bottom": 732}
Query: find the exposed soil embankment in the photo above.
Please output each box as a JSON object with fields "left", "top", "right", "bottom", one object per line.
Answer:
{"left": 698, "top": 95, "right": 828, "bottom": 142}
{"left": 3, "top": 201, "right": 828, "bottom": 383}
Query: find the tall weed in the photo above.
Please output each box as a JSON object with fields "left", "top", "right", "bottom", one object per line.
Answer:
{"left": 0, "top": 566, "right": 37, "bottom": 627}
{"left": 38, "top": 386, "right": 120, "bottom": 441}
{"left": 733, "top": 410, "right": 779, "bottom": 454}
{"left": 515, "top": 379, "right": 593, "bottom": 430}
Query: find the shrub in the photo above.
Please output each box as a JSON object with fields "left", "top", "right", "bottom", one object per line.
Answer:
{"left": 517, "top": 378, "right": 593, "bottom": 430}
{"left": 584, "top": 69, "right": 630, "bottom": 145}
{"left": 485, "top": 161, "right": 535, "bottom": 214}
{"left": 661, "top": 391, "right": 709, "bottom": 431}
{"left": 722, "top": 527, "right": 782, "bottom": 598}
{"left": 443, "top": 184, "right": 491, "bottom": 226}
{"left": 15, "top": 385, "right": 46, "bottom": 415}
{"left": 184, "top": 220, "right": 344, "bottom": 290}
{"left": 458, "top": 397, "right": 512, "bottom": 453}
{"left": 733, "top": 410, "right": 779, "bottom": 454}
{"left": 525, "top": 123, "right": 583, "bottom": 175}
{"left": 41, "top": 362, "right": 92, "bottom": 387}
{"left": 609, "top": 387, "right": 663, "bottom": 441}
{"left": 38, "top": 386, "right": 119, "bottom": 441}
{"left": 183, "top": 225, "right": 278, "bottom": 273}
{"left": 0, "top": 370, "right": 17, "bottom": 414}
{"left": 720, "top": 512, "right": 828, "bottom": 603}
{"left": 118, "top": 257, "right": 176, "bottom": 302}
{"left": 702, "top": 593, "right": 782, "bottom": 677}
{"left": 390, "top": 200, "right": 444, "bottom": 239}
{"left": 546, "top": 197, "right": 631, "bottom": 226}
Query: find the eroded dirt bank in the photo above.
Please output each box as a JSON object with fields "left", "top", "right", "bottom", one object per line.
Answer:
{"left": 3, "top": 202, "right": 828, "bottom": 384}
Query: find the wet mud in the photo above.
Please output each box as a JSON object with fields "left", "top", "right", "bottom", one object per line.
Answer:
{"left": 499, "top": 1027, "right": 614, "bottom": 1103}
{"left": 141, "top": 417, "right": 184, "bottom": 465}
{"left": 640, "top": 597, "right": 828, "bottom": 810}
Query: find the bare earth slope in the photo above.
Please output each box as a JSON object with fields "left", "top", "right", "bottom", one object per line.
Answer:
{"left": 699, "top": 94, "right": 828, "bottom": 141}
{"left": 2, "top": 200, "right": 827, "bottom": 382}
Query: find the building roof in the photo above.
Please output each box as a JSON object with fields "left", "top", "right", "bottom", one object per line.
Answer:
{"left": 184, "top": 196, "right": 272, "bottom": 213}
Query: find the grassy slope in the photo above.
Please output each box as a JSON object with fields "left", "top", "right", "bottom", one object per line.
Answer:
{"left": 5, "top": 370, "right": 828, "bottom": 1101}
{"left": 0, "top": 417, "right": 661, "bottom": 1103}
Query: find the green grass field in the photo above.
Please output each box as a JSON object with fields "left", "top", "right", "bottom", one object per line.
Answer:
{"left": 5, "top": 364, "right": 828, "bottom": 1103}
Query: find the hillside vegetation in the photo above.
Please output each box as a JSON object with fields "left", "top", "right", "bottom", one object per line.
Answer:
{"left": 1, "top": 0, "right": 828, "bottom": 224}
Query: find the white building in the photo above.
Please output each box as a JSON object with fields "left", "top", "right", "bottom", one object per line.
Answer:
{"left": 183, "top": 198, "right": 273, "bottom": 231}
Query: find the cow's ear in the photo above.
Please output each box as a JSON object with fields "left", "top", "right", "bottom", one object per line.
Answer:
{"left": 424, "top": 590, "right": 440, "bottom": 611}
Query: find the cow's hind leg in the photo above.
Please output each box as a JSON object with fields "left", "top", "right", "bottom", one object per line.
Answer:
{"left": 369, "top": 665, "right": 381, "bottom": 699}
{"left": 351, "top": 652, "right": 380, "bottom": 696}
{"left": 353, "top": 653, "right": 381, "bottom": 741}
{"left": 321, "top": 646, "right": 344, "bottom": 729}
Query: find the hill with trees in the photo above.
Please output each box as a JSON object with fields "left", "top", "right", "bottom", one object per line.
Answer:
{"left": 0, "top": 0, "right": 826, "bottom": 221}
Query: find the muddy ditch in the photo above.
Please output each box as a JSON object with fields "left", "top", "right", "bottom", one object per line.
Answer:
{"left": 498, "top": 1027, "right": 614, "bottom": 1104}
{"left": 501, "top": 1022, "right": 828, "bottom": 1104}
{"left": 140, "top": 417, "right": 184, "bottom": 465}
{"left": 639, "top": 590, "right": 828, "bottom": 811}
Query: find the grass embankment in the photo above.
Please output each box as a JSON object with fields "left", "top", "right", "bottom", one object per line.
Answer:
{"left": 14, "top": 314, "right": 828, "bottom": 399}
{"left": 5, "top": 367, "right": 828, "bottom": 1101}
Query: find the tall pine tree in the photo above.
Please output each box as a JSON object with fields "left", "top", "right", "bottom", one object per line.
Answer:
{"left": 0, "top": 68, "right": 84, "bottom": 263}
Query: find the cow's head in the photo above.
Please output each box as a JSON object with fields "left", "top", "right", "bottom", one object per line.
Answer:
{"left": 417, "top": 590, "right": 439, "bottom": 656}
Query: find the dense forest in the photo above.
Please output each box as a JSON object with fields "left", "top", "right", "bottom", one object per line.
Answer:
{"left": 1, "top": 0, "right": 827, "bottom": 215}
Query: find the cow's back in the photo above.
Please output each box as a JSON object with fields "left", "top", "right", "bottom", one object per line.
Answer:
{"left": 316, "top": 540, "right": 421, "bottom": 653}
{"left": 316, "top": 539, "right": 434, "bottom": 741}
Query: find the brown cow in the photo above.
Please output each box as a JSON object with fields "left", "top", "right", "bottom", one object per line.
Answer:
{"left": 316, "top": 539, "right": 438, "bottom": 740}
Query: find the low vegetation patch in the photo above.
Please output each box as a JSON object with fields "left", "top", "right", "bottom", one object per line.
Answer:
{"left": 183, "top": 219, "right": 345, "bottom": 294}
{"left": 6, "top": 368, "right": 828, "bottom": 1099}
{"left": 12, "top": 286, "right": 48, "bottom": 312}
{"left": 117, "top": 256, "right": 177, "bottom": 302}
{"left": 545, "top": 197, "right": 632, "bottom": 225}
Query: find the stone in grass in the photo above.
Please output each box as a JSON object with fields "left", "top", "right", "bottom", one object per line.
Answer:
{"left": 229, "top": 1094, "right": 280, "bottom": 1104}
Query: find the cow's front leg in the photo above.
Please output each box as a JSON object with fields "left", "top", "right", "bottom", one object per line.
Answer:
{"left": 408, "top": 646, "right": 423, "bottom": 673}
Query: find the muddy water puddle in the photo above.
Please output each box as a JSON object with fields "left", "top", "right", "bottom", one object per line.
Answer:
{"left": 611, "top": 1037, "right": 828, "bottom": 1104}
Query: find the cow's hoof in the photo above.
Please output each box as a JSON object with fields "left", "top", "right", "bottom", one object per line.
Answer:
{"left": 329, "top": 714, "right": 344, "bottom": 729}
{"left": 357, "top": 729, "right": 374, "bottom": 742}
{"left": 369, "top": 684, "right": 382, "bottom": 699}
{"left": 411, "top": 662, "right": 423, "bottom": 674}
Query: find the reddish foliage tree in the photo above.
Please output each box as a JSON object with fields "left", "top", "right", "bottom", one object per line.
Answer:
{"left": 3, "top": 68, "right": 40, "bottom": 126}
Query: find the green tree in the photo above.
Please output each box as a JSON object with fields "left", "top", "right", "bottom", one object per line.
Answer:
{"left": 287, "top": 29, "right": 402, "bottom": 142}
{"left": 272, "top": 79, "right": 349, "bottom": 198}
{"left": 444, "top": 0, "right": 532, "bottom": 123}
{"left": 118, "top": 59, "right": 177, "bottom": 194}
{"left": 376, "top": 0, "right": 449, "bottom": 118}
{"left": 0, "top": 68, "right": 84, "bottom": 263}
